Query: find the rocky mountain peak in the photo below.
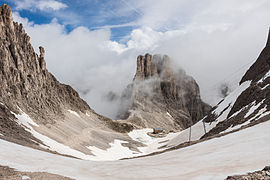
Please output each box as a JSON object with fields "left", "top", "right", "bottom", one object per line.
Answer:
{"left": 240, "top": 29, "right": 270, "bottom": 84}
{"left": 134, "top": 54, "right": 173, "bottom": 81}
{"left": 118, "top": 53, "right": 211, "bottom": 130}
{"left": 0, "top": 4, "right": 90, "bottom": 124}
{"left": 0, "top": 4, "right": 13, "bottom": 24}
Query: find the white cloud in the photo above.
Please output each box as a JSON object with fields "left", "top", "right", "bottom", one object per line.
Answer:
{"left": 37, "top": 0, "right": 67, "bottom": 11}
{"left": 11, "top": 0, "right": 270, "bottom": 118}
{"left": 14, "top": 0, "right": 67, "bottom": 11}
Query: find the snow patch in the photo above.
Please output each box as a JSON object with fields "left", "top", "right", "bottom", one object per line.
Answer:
{"left": 67, "top": 110, "right": 80, "bottom": 118}
{"left": 166, "top": 112, "right": 172, "bottom": 118}
{"left": 22, "top": 176, "right": 30, "bottom": 180}
{"left": 261, "top": 84, "right": 270, "bottom": 90}
{"left": 214, "top": 81, "right": 251, "bottom": 119}
{"left": 85, "top": 128, "right": 182, "bottom": 160}
{"left": 224, "top": 105, "right": 269, "bottom": 133}
{"left": 167, "top": 81, "right": 251, "bottom": 147}
{"left": 87, "top": 140, "right": 137, "bottom": 161}
{"left": 12, "top": 109, "right": 102, "bottom": 160}
{"left": 0, "top": 133, "right": 3, "bottom": 136}
{"left": 128, "top": 128, "right": 181, "bottom": 155}
{"left": 11, "top": 107, "right": 39, "bottom": 128}
{"left": 11, "top": 108, "right": 182, "bottom": 161}
{"left": 257, "top": 70, "right": 270, "bottom": 83}
{"left": 244, "top": 100, "right": 265, "bottom": 118}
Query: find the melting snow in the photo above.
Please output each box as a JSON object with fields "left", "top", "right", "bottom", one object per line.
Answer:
{"left": 67, "top": 110, "right": 80, "bottom": 118}
{"left": 261, "top": 84, "right": 270, "bottom": 90}
{"left": 166, "top": 112, "right": 172, "bottom": 118}
{"left": 244, "top": 100, "right": 265, "bottom": 118}
{"left": 87, "top": 140, "right": 137, "bottom": 161}
{"left": 224, "top": 104, "right": 269, "bottom": 133}
{"left": 214, "top": 81, "right": 251, "bottom": 118}
{"left": 87, "top": 128, "right": 182, "bottom": 160}
{"left": 22, "top": 176, "right": 30, "bottom": 180}
{"left": 11, "top": 109, "right": 100, "bottom": 160}
{"left": 0, "top": 119, "right": 270, "bottom": 179}
{"left": 11, "top": 109, "right": 180, "bottom": 161}
{"left": 11, "top": 107, "right": 39, "bottom": 128}
{"left": 128, "top": 128, "right": 181, "bottom": 155}
{"left": 167, "top": 81, "right": 251, "bottom": 147}
{"left": 257, "top": 70, "right": 270, "bottom": 83}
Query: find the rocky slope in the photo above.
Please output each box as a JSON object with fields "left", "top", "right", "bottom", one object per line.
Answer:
{"left": 227, "top": 166, "right": 270, "bottom": 180}
{"left": 0, "top": 4, "right": 137, "bottom": 156}
{"left": 0, "top": 4, "right": 90, "bottom": 124}
{"left": 201, "top": 29, "right": 270, "bottom": 138}
{"left": 117, "top": 54, "right": 211, "bottom": 131}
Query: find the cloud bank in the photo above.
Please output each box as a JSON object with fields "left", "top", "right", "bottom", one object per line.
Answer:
{"left": 13, "top": 0, "right": 67, "bottom": 11}
{"left": 12, "top": 0, "right": 270, "bottom": 119}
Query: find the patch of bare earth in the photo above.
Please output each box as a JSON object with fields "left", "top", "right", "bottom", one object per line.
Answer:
{"left": 0, "top": 165, "right": 73, "bottom": 180}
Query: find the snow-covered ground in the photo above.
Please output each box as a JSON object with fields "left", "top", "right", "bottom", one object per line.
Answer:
{"left": 75, "top": 128, "right": 181, "bottom": 160}
{"left": 68, "top": 110, "right": 81, "bottom": 118}
{"left": 10, "top": 107, "right": 181, "bottom": 161}
{"left": 167, "top": 81, "right": 251, "bottom": 147}
{"left": 128, "top": 128, "right": 181, "bottom": 155}
{"left": 257, "top": 70, "right": 270, "bottom": 83}
{"left": 11, "top": 108, "right": 103, "bottom": 160}
{"left": 87, "top": 140, "right": 138, "bottom": 161}
{"left": 0, "top": 118, "right": 270, "bottom": 180}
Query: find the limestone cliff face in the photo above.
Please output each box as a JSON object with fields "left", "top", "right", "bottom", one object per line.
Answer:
{"left": 0, "top": 4, "right": 134, "bottom": 150}
{"left": 118, "top": 54, "right": 211, "bottom": 130}
{"left": 0, "top": 4, "right": 90, "bottom": 124}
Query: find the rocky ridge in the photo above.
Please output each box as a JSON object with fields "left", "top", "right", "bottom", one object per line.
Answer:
{"left": 0, "top": 4, "right": 135, "bottom": 153}
{"left": 118, "top": 54, "right": 211, "bottom": 130}
{"left": 0, "top": 4, "right": 90, "bottom": 123}
{"left": 202, "top": 29, "right": 270, "bottom": 138}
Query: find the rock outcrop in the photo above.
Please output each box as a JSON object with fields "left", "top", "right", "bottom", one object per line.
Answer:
{"left": 226, "top": 166, "right": 270, "bottom": 180}
{"left": 118, "top": 54, "right": 211, "bottom": 130}
{"left": 0, "top": 4, "right": 90, "bottom": 123}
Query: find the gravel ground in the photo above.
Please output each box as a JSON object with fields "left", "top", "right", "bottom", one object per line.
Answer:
{"left": 0, "top": 165, "right": 73, "bottom": 180}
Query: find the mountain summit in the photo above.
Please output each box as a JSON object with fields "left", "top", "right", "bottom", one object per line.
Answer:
{"left": 117, "top": 54, "right": 211, "bottom": 131}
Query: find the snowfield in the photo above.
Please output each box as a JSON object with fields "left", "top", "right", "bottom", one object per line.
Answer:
{"left": 10, "top": 107, "right": 181, "bottom": 161}
{"left": 167, "top": 81, "right": 251, "bottom": 147}
{"left": 128, "top": 128, "right": 181, "bottom": 155}
{"left": 0, "top": 118, "right": 270, "bottom": 180}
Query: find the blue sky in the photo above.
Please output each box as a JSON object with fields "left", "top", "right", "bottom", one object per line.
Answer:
{"left": 2, "top": 0, "right": 140, "bottom": 41}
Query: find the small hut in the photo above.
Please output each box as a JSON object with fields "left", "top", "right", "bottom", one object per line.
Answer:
{"left": 153, "top": 128, "right": 164, "bottom": 134}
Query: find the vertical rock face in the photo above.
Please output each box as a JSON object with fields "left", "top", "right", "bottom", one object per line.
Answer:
{"left": 118, "top": 54, "right": 211, "bottom": 130}
{"left": 0, "top": 4, "right": 91, "bottom": 123}
{"left": 39, "top": 46, "right": 46, "bottom": 70}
